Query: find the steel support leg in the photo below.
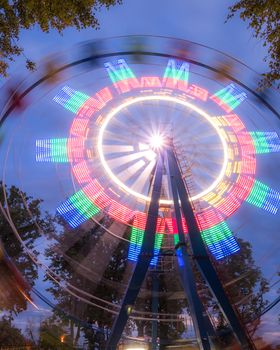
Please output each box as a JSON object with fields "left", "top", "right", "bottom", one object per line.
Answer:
{"left": 106, "top": 155, "right": 163, "bottom": 350}
{"left": 167, "top": 150, "right": 212, "bottom": 350}
{"left": 167, "top": 147, "right": 254, "bottom": 350}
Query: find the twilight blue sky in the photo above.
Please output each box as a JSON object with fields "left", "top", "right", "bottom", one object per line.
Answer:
{"left": 10, "top": 0, "right": 268, "bottom": 77}
{"left": 2, "top": 0, "right": 280, "bottom": 345}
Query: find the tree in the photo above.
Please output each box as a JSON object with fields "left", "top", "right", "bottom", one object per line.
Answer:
{"left": 39, "top": 316, "right": 73, "bottom": 349}
{"left": 0, "top": 0, "right": 122, "bottom": 77}
{"left": 0, "top": 182, "right": 55, "bottom": 316}
{"left": 195, "top": 237, "right": 269, "bottom": 346}
{"left": 44, "top": 215, "right": 129, "bottom": 348}
{"left": 0, "top": 316, "right": 29, "bottom": 346}
{"left": 228, "top": 0, "right": 280, "bottom": 89}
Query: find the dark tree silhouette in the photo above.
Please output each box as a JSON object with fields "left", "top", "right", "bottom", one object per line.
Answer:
{"left": 0, "top": 0, "right": 122, "bottom": 76}
{"left": 228, "top": 0, "right": 280, "bottom": 89}
{"left": 0, "top": 182, "right": 55, "bottom": 316}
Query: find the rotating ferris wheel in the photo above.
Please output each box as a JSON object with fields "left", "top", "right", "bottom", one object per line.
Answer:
{"left": 1, "top": 36, "right": 280, "bottom": 349}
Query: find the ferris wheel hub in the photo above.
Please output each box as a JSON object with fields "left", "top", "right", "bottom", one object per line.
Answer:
{"left": 149, "top": 133, "right": 165, "bottom": 150}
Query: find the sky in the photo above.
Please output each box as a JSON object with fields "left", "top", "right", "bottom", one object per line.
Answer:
{"left": 1, "top": 0, "right": 280, "bottom": 347}
{"left": 10, "top": 0, "right": 268, "bottom": 77}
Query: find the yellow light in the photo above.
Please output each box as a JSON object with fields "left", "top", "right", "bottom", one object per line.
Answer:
{"left": 60, "top": 335, "right": 65, "bottom": 343}
{"left": 98, "top": 95, "right": 228, "bottom": 204}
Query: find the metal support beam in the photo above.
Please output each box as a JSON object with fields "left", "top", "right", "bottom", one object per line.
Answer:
{"left": 106, "top": 154, "right": 163, "bottom": 350}
{"left": 167, "top": 150, "right": 213, "bottom": 350}
{"left": 167, "top": 146, "right": 254, "bottom": 350}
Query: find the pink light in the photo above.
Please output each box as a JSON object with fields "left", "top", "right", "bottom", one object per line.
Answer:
{"left": 114, "top": 78, "right": 140, "bottom": 94}
{"left": 186, "top": 84, "right": 209, "bottom": 101}
{"left": 210, "top": 96, "right": 233, "bottom": 113}
{"left": 197, "top": 209, "right": 224, "bottom": 230}
{"left": 67, "top": 138, "right": 84, "bottom": 162}
{"left": 77, "top": 87, "right": 113, "bottom": 118}
{"left": 140, "top": 76, "right": 162, "bottom": 88}
{"left": 83, "top": 180, "right": 112, "bottom": 209}
{"left": 70, "top": 118, "right": 89, "bottom": 137}
{"left": 156, "top": 218, "right": 165, "bottom": 233}
{"left": 133, "top": 212, "right": 147, "bottom": 230}
{"left": 108, "top": 200, "right": 134, "bottom": 223}
{"left": 216, "top": 194, "right": 240, "bottom": 217}
{"left": 72, "top": 161, "right": 92, "bottom": 184}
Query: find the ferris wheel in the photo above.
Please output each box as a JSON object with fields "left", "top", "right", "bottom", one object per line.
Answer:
{"left": 1, "top": 36, "right": 280, "bottom": 349}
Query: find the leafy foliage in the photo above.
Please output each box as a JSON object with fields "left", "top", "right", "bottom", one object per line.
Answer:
{"left": 44, "top": 217, "right": 129, "bottom": 347}
{"left": 0, "top": 182, "right": 54, "bottom": 316}
{"left": 228, "top": 0, "right": 280, "bottom": 89}
{"left": 196, "top": 237, "right": 269, "bottom": 340}
{"left": 0, "top": 317, "right": 29, "bottom": 346}
{"left": 39, "top": 316, "right": 72, "bottom": 349}
{"left": 0, "top": 0, "right": 122, "bottom": 76}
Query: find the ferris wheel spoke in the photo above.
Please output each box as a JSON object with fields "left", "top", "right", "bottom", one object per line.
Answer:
{"left": 102, "top": 144, "right": 134, "bottom": 154}
{"left": 122, "top": 107, "right": 151, "bottom": 137}
{"left": 115, "top": 159, "right": 146, "bottom": 183}
{"left": 106, "top": 150, "right": 154, "bottom": 169}
{"left": 131, "top": 159, "right": 156, "bottom": 195}
{"left": 103, "top": 130, "right": 135, "bottom": 144}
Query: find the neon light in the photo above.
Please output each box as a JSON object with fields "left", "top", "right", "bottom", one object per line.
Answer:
{"left": 36, "top": 138, "right": 69, "bottom": 162}
{"left": 72, "top": 161, "right": 92, "bottom": 184}
{"left": 196, "top": 209, "right": 224, "bottom": 230}
{"left": 57, "top": 190, "right": 100, "bottom": 228}
{"left": 211, "top": 84, "right": 247, "bottom": 113}
{"left": 97, "top": 95, "right": 228, "bottom": 205}
{"left": 246, "top": 180, "right": 280, "bottom": 214}
{"left": 165, "top": 217, "right": 188, "bottom": 234}
{"left": 82, "top": 180, "right": 112, "bottom": 209}
{"left": 70, "top": 118, "right": 89, "bottom": 137}
{"left": 201, "top": 221, "right": 240, "bottom": 260}
{"left": 128, "top": 226, "right": 144, "bottom": 262}
{"left": 107, "top": 200, "right": 135, "bottom": 223}
{"left": 53, "top": 86, "right": 89, "bottom": 113}
{"left": 150, "top": 233, "right": 164, "bottom": 266}
{"left": 67, "top": 138, "right": 84, "bottom": 162}
{"left": 77, "top": 87, "right": 113, "bottom": 118}
{"left": 139, "top": 76, "right": 162, "bottom": 88}
{"left": 174, "top": 234, "right": 179, "bottom": 246}
{"left": 250, "top": 131, "right": 280, "bottom": 154}
{"left": 128, "top": 226, "right": 163, "bottom": 266}
{"left": 163, "top": 59, "right": 189, "bottom": 90}
{"left": 51, "top": 79, "right": 260, "bottom": 241}
{"left": 104, "top": 59, "right": 140, "bottom": 93}
{"left": 186, "top": 84, "right": 208, "bottom": 101}
{"left": 216, "top": 193, "right": 241, "bottom": 217}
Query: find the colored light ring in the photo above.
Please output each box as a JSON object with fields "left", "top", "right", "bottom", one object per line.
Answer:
{"left": 67, "top": 80, "right": 256, "bottom": 232}
{"left": 97, "top": 95, "right": 228, "bottom": 205}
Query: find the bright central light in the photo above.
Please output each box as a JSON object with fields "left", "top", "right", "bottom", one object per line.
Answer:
{"left": 149, "top": 134, "right": 164, "bottom": 149}
{"left": 97, "top": 95, "right": 228, "bottom": 204}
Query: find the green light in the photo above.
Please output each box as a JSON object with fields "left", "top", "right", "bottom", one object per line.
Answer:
{"left": 130, "top": 227, "right": 144, "bottom": 246}
{"left": 213, "top": 84, "right": 246, "bottom": 110}
{"left": 64, "top": 91, "right": 89, "bottom": 113}
{"left": 201, "top": 221, "right": 232, "bottom": 246}
{"left": 51, "top": 138, "right": 68, "bottom": 162}
{"left": 163, "top": 59, "right": 189, "bottom": 83}
{"left": 250, "top": 131, "right": 269, "bottom": 154}
{"left": 105, "top": 59, "right": 136, "bottom": 84}
{"left": 173, "top": 234, "right": 179, "bottom": 246}
{"left": 154, "top": 233, "right": 163, "bottom": 249}
{"left": 246, "top": 180, "right": 269, "bottom": 208}
{"left": 69, "top": 190, "right": 100, "bottom": 219}
{"left": 109, "top": 68, "right": 135, "bottom": 83}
